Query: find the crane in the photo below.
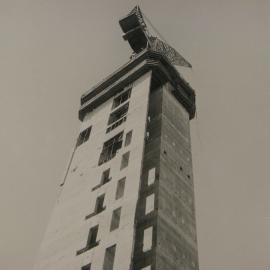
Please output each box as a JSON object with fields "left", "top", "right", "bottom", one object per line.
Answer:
{"left": 119, "top": 6, "right": 192, "bottom": 68}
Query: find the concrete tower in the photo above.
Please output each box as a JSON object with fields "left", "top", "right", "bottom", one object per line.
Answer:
{"left": 34, "top": 7, "right": 199, "bottom": 270}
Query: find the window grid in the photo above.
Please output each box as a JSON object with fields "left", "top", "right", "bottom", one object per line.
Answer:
{"left": 106, "top": 103, "right": 129, "bottom": 133}
{"left": 76, "top": 126, "right": 92, "bottom": 147}
{"left": 112, "top": 86, "right": 132, "bottom": 110}
{"left": 106, "top": 116, "right": 127, "bottom": 133}
{"left": 99, "top": 132, "right": 123, "bottom": 165}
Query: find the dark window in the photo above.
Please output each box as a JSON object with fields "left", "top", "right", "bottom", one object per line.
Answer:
{"left": 120, "top": 152, "right": 130, "bottom": 170}
{"left": 112, "top": 87, "right": 132, "bottom": 109}
{"left": 95, "top": 194, "right": 105, "bottom": 214}
{"left": 86, "top": 225, "right": 99, "bottom": 248}
{"left": 103, "top": 244, "right": 116, "bottom": 270}
{"left": 76, "top": 225, "right": 99, "bottom": 255}
{"left": 106, "top": 103, "right": 129, "bottom": 133}
{"left": 77, "top": 126, "right": 92, "bottom": 147}
{"left": 92, "top": 168, "right": 111, "bottom": 191}
{"left": 115, "top": 177, "right": 125, "bottom": 200}
{"left": 85, "top": 194, "right": 106, "bottom": 220}
{"left": 110, "top": 207, "right": 121, "bottom": 231}
{"left": 124, "top": 130, "right": 132, "bottom": 146}
{"left": 101, "top": 168, "right": 111, "bottom": 184}
{"left": 99, "top": 132, "right": 123, "bottom": 165}
{"left": 108, "top": 103, "right": 129, "bottom": 125}
{"left": 81, "top": 263, "right": 91, "bottom": 270}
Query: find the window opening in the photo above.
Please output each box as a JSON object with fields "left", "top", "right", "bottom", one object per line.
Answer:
{"left": 143, "top": 226, "right": 153, "bottom": 252}
{"left": 103, "top": 244, "right": 116, "bottom": 270}
{"left": 112, "top": 86, "right": 132, "bottom": 109}
{"left": 124, "top": 130, "right": 132, "bottom": 146}
{"left": 110, "top": 207, "right": 121, "bottom": 231}
{"left": 92, "top": 169, "right": 111, "bottom": 191}
{"left": 145, "top": 194, "right": 155, "bottom": 215}
{"left": 85, "top": 194, "right": 105, "bottom": 219}
{"left": 81, "top": 263, "right": 91, "bottom": 270}
{"left": 76, "top": 225, "right": 99, "bottom": 255}
{"left": 106, "top": 103, "right": 129, "bottom": 133}
{"left": 120, "top": 151, "right": 130, "bottom": 170}
{"left": 115, "top": 177, "right": 126, "bottom": 200}
{"left": 87, "top": 225, "right": 99, "bottom": 248}
{"left": 99, "top": 132, "right": 123, "bottom": 165}
{"left": 95, "top": 194, "right": 105, "bottom": 214}
{"left": 76, "top": 126, "right": 92, "bottom": 147}
{"left": 145, "top": 131, "right": 150, "bottom": 141}
{"left": 147, "top": 168, "right": 156, "bottom": 186}
{"left": 101, "top": 168, "right": 111, "bottom": 184}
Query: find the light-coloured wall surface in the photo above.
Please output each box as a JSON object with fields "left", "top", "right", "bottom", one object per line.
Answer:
{"left": 34, "top": 71, "right": 151, "bottom": 270}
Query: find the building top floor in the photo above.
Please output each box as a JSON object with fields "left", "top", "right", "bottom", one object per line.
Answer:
{"left": 79, "top": 50, "right": 196, "bottom": 122}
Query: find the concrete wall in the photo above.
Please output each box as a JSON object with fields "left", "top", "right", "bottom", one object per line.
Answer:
{"left": 131, "top": 84, "right": 162, "bottom": 270}
{"left": 34, "top": 71, "right": 151, "bottom": 270}
{"left": 156, "top": 84, "right": 199, "bottom": 270}
{"left": 131, "top": 82, "right": 199, "bottom": 270}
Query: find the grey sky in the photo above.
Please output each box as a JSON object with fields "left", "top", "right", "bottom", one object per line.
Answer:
{"left": 0, "top": 0, "right": 270, "bottom": 270}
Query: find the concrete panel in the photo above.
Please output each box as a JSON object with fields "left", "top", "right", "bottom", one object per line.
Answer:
{"left": 34, "top": 71, "right": 152, "bottom": 270}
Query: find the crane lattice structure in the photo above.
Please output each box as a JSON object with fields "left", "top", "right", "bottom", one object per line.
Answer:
{"left": 119, "top": 6, "right": 192, "bottom": 68}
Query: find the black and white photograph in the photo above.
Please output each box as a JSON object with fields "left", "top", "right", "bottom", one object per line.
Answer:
{"left": 0, "top": 1, "right": 269, "bottom": 270}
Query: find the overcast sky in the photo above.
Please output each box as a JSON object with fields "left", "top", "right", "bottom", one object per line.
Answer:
{"left": 1, "top": 1, "right": 270, "bottom": 270}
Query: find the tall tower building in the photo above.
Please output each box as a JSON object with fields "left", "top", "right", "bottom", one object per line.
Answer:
{"left": 34, "top": 6, "right": 199, "bottom": 270}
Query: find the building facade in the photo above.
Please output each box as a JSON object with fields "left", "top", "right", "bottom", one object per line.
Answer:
{"left": 34, "top": 9, "right": 199, "bottom": 270}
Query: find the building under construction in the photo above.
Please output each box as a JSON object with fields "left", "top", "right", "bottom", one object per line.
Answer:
{"left": 34, "top": 6, "right": 199, "bottom": 270}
